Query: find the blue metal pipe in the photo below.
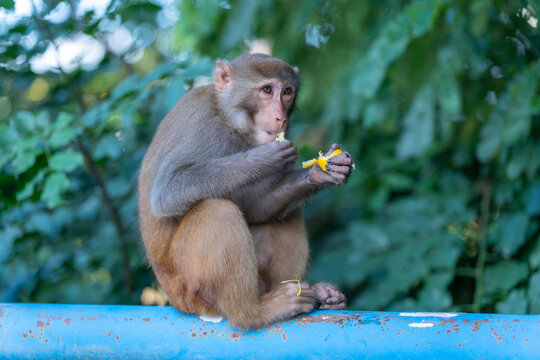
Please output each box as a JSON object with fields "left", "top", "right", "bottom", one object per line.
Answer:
{"left": 1, "top": 303, "right": 539, "bottom": 359}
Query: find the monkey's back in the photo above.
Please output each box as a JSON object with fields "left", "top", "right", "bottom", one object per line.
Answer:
{"left": 139, "top": 85, "right": 211, "bottom": 261}
{"left": 138, "top": 84, "right": 247, "bottom": 263}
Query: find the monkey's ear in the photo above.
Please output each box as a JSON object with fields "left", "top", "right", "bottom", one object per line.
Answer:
{"left": 214, "top": 59, "right": 233, "bottom": 93}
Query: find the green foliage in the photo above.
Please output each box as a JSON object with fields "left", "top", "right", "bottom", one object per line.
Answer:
{"left": 1, "top": 0, "right": 540, "bottom": 315}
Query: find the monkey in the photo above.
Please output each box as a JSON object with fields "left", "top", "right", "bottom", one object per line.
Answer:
{"left": 138, "top": 53, "right": 353, "bottom": 330}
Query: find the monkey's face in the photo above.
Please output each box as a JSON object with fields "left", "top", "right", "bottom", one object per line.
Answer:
{"left": 252, "top": 79, "right": 296, "bottom": 144}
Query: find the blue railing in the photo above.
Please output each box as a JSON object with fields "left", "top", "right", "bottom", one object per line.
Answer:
{"left": 1, "top": 303, "right": 539, "bottom": 359}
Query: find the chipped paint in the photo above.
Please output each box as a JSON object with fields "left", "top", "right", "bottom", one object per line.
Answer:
{"left": 470, "top": 319, "right": 490, "bottom": 333}
{"left": 492, "top": 332, "right": 502, "bottom": 344}
{"left": 1, "top": 304, "right": 540, "bottom": 359}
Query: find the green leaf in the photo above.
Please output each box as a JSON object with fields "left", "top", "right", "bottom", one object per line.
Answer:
{"left": 506, "top": 149, "right": 528, "bottom": 180}
{"left": 221, "top": 0, "right": 259, "bottom": 51}
{"left": 483, "top": 261, "right": 528, "bottom": 294}
{"left": 48, "top": 112, "right": 78, "bottom": 147}
{"left": 528, "top": 272, "right": 540, "bottom": 313}
{"left": 94, "top": 135, "right": 123, "bottom": 160}
{"left": 81, "top": 101, "right": 111, "bottom": 128}
{"left": 348, "top": 222, "right": 389, "bottom": 254}
{"left": 180, "top": 57, "right": 214, "bottom": 79}
{"left": 529, "top": 235, "right": 540, "bottom": 270}
{"left": 13, "top": 111, "right": 37, "bottom": 134}
{"left": 53, "top": 112, "right": 75, "bottom": 130}
{"left": 305, "top": 24, "right": 330, "bottom": 48}
{"left": 495, "top": 289, "right": 527, "bottom": 314}
{"left": 110, "top": 74, "right": 139, "bottom": 102}
{"left": 476, "top": 122, "right": 501, "bottom": 163}
{"left": 16, "top": 169, "right": 47, "bottom": 202}
{"left": 490, "top": 213, "right": 529, "bottom": 259}
{"left": 383, "top": 172, "right": 415, "bottom": 191}
{"left": 49, "top": 149, "right": 83, "bottom": 173}
{"left": 34, "top": 111, "right": 51, "bottom": 131}
{"left": 0, "top": 0, "right": 15, "bottom": 10}
{"left": 406, "top": 0, "right": 438, "bottom": 37}
{"left": 12, "top": 137, "right": 41, "bottom": 174}
{"left": 164, "top": 77, "right": 187, "bottom": 113}
{"left": 526, "top": 184, "right": 540, "bottom": 216}
{"left": 0, "top": 125, "right": 20, "bottom": 148}
{"left": 41, "top": 172, "right": 70, "bottom": 208}
{"left": 350, "top": 56, "right": 386, "bottom": 99}
{"left": 49, "top": 128, "right": 77, "bottom": 148}
{"left": 476, "top": 61, "right": 539, "bottom": 162}
{"left": 418, "top": 272, "right": 453, "bottom": 311}
{"left": 26, "top": 212, "right": 55, "bottom": 237}
{"left": 396, "top": 83, "right": 435, "bottom": 159}
{"left": 0, "top": 225, "right": 21, "bottom": 263}
{"left": 426, "top": 242, "right": 461, "bottom": 270}
{"left": 363, "top": 100, "right": 387, "bottom": 128}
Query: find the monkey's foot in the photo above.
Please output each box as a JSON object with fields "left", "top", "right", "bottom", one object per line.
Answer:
{"left": 312, "top": 282, "right": 346, "bottom": 310}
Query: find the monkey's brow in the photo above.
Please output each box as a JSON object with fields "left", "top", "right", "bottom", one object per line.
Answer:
{"left": 253, "top": 79, "right": 285, "bottom": 88}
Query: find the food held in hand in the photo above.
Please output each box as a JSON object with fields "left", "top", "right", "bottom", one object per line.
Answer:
{"left": 275, "top": 131, "right": 285, "bottom": 142}
{"left": 302, "top": 148, "right": 342, "bottom": 172}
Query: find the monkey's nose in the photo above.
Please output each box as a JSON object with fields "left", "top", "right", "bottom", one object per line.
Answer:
{"left": 276, "top": 117, "right": 282, "bottom": 122}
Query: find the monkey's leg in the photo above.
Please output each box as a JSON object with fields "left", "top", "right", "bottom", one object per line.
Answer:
{"left": 251, "top": 210, "right": 346, "bottom": 310}
{"left": 251, "top": 209, "right": 309, "bottom": 290}
{"left": 162, "top": 199, "right": 318, "bottom": 330}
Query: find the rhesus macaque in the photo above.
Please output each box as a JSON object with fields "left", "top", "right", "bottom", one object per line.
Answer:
{"left": 138, "top": 53, "right": 353, "bottom": 330}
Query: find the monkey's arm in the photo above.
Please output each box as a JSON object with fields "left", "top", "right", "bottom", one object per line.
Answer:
{"left": 150, "top": 141, "right": 297, "bottom": 218}
{"left": 244, "top": 146, "right": 353, "bottom": 224}
{"left": 243, "top": 168, "right": 320, "bottom": 224}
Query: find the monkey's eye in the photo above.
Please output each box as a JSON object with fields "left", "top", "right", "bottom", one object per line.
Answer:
{"left": 283, "top": 87, "right": 293, "bottom": 96}
{"left": 262, "top": 85, "right": 272, "bottom": 94}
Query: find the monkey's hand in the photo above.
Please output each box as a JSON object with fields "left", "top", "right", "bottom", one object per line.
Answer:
{"left": 307, "top": 144, "right": 353, "bottom": 185}
{"left": 313, "top": 282, "right": 347, "bottom": 310}
{"left": 248, "top": 140, "right": 298, "bottom": 174}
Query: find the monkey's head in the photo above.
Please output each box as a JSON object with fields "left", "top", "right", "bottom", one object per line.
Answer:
{"left": 214, "top": 53, "right": 299, "bottom": 145}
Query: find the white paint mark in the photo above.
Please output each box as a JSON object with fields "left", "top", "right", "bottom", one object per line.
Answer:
{"left": 322, "top": 316, "right": 329, "bottom": 320}
{"left": 200, "top": 315, "right": 224, "bottom": 323}
{"left": 409, "top": 322, "right": 434, "bottom": 328}
{"left": 399, "top": 312, "right": 459, "bottom": 318}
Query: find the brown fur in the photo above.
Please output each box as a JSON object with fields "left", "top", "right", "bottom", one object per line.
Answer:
{"left": 138, "top": 54, "right": 350, "bottom": 329}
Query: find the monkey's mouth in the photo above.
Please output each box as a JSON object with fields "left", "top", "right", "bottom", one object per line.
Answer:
{"left": 257, "top": 128, "right": 285, "bottom": 144}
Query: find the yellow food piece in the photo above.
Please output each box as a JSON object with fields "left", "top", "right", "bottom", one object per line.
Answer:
{"left": 275, "top": 131, "right": 285, "bottom": 142}
{"left": 302, "top": 148, "right": 342, "bottom": 172}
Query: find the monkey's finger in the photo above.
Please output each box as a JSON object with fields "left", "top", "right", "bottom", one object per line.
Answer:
{"left": 326, "top": 164, "right": 351, "bottom": 176}
{"left": 327, "top": 153, "right": 352, "bottom": 166}
{"left": 324, "top": 293, "right": 346, "bottom": 305}
{"left": 329, "top": 171, "right": 348, "bottom": 185}
{"left": 277, "top": 142, "right": 297, "bottom": 157}
{"left": 316, "top": 170, "right": 336, "bottom": 184}
{"left": 274, "top": 139, "right": 295, "bottom": 151}
{"left": 319, "top": 301, "right": 346, "bottom": 310}
{"left": 281, "top": 146, "right": 298, "bottom": 158}
{"left": 323, "top": 144, "right": 341, "bottom": 157}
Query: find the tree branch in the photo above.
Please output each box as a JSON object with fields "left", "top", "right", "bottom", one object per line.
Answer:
{"left": 472, "top": 180, "right": 492, "bottom": 313}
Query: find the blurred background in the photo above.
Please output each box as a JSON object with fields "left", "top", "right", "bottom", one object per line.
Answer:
{"left": 1, "top": 0, "right": 539, "bottom": 314}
